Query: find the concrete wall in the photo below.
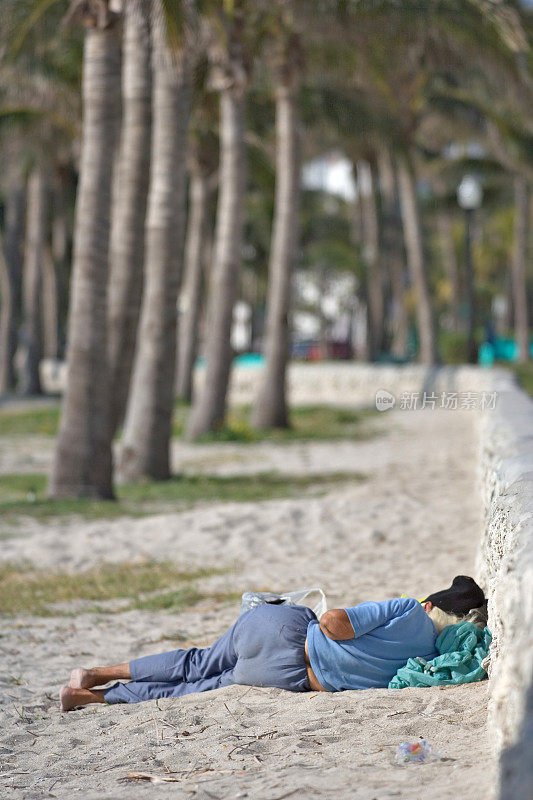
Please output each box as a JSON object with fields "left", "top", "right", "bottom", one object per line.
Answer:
{"left": 224, "top": 362, "right": 507, "bottom": 408}
{"left": 476, "top": 382, "right": 533, "bottom": 799}
{"left": 42, "top": 359, "right": 506, "bottom": 406}
{"left": 42, "top": 359, "right": 507, "bottom": 407}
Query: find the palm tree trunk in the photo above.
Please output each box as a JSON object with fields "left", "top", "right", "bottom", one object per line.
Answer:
{"left": 42, "top": 245, "right": 59, "bottom": 359}
{"left": 21, "top": 167, "right": 47, "bottom": 395}
{"left": 107, "top": 0, "right": 152, "bottom": 435}
{"left": 357, "top": 160, "right": 384, "bottom": 360}
{"left": 51, "top": 167, "right": 70, "bottom": 359}
{"left": 50, "top": 19, "right": 121, "bottom": 499}
{"left": 0, "top": 166, "right": 26, "bottom": 393}
{"left": 350, "top": 193, "right": 364, "bottom": 248}
{"left": 176, "top": 170, "right": 211, "bottom": 403}
{"left": 353, "top": 294, "right": 369, "bottom": 361}
{"left": 377, "top": 149, "right": 408, "bottom": 357}
{"left": 438, "top": 213, "right": 461, "bottom": 333}
{"left": 350, "top": 203, "right": 368, "bottom": 361}
{"left": 119, "top": 4, "right": 190, "bottom": 481}
{"left": 186, "top": 85, "right": 246, "bottom": 439}
{"left": 512, "top": 175, "right": 530, "bottom": 363}
{"left": 318, "top": 266, "right": 329, "bottom": 357}
{"left": 252, "top": 80, "right": 300, "bottom": 429}
{"left": 0, "top": 234, "right": 12, "bottom": 391}
{"left": 397, "top": 153, "right": 438, "bottom": 364}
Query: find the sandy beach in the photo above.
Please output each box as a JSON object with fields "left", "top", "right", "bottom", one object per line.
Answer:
{"left": 0, "top": 407, "right": 495, "bottom": 799}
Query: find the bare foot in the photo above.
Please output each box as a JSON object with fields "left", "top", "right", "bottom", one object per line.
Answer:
{"left": 60, "top": 685, "right": 105, "bottom": 712}
{"left": 69, "top": 668, "right": 95, "bottom": 689}
{"left": 60, "top": 685, "right": 83, "bottom": 711}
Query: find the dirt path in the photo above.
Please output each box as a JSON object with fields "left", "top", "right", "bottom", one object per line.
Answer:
{"left": 0, "top": 408, "right": 494, "bottom": 799}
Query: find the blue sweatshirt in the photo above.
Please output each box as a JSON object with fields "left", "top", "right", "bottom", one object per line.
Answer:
{"left": 306, "top": 597, "right": 439, "bottom": 691}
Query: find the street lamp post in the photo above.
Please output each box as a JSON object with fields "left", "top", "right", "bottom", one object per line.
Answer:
{"left": 457, "top": 175, "right": 483, "bottom": 364}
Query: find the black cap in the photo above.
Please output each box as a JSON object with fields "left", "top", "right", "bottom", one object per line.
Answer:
{"left": 423, "top": 575, "right": 485, "bottom": 616}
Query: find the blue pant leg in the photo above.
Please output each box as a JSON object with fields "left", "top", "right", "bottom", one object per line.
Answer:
{"left": 129, "top": 618, "right": 240, "bottom": 684}
{"left": 104, "top": 668, "right": 235, "bottom": 704}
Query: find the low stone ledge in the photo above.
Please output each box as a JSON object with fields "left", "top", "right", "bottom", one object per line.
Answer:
{"left": 476, "top": 383, "right": 533, "bottom": 799}
{"left": 225, "top": 363, "right": 512, "bottom": 407}
{"left": 42, "top": 359, "right": 512, "bottom": 408}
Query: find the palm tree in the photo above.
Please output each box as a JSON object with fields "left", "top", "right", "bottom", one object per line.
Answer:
{"left": 377, "top": 147, "right": 408, "bottom": 357}
{"left": 437, "top": 212, "right": 461, "bottom": 333}
{"left": 186, "top": 1, "right": 251, "bottom": 439}
{"left": 42, "top": 242, "right": 60, "bottom": 359}
{"left": 51, "top": 159, "right": 72, "bottom": 358}
{"left": 335, "top": 0, "right": 527, "bottom": 365}
{"left": 176, "top": 126, "right": 218, "bottom": 403}
{"left": 107, "top": 0, "right": 152, "bottom": 435}
{"left": 0, "top": 162, "right": 26, "bottom": 393}
{"left": 0, "top": 233, "right": 15, "bottom": 390}
{"left": 252, "top": 20, "right": 303, "bottom": 430}
{"left": 1, "top": 0, "right": 82, "bottom": 378}
{"left": 344, "top": 16, "right": 443, "bottom": 364}
{"left": 356, "top": 158, "right": 385, "bottom": 361}
{"left": 50, "top": 0, "right": 121, "bottom": 498}
{"left": 397, "top": 152, "right": 438, "bottom": 364}
{"left": 511, "top": 174, "right": 530, "bottom": 363}
{"left": 21, "top": 165, "right": 47, "bottom": 395}
{"left": 119, "top": 0, "right": 191, "bottom": 481}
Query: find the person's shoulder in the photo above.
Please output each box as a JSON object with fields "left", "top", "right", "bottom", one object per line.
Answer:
{"left": 360, "top": 597, "right": 417, "bottom": 613}
{"left": 393, "top": 596, "right": 422, "bottom": 613}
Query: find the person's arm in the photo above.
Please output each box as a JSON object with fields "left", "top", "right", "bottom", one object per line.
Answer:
{"left": 319, "top": 609, "right": 356, "bottom": 640}
{"left": 343, "top": 597, "right": 419, "bottom": 639}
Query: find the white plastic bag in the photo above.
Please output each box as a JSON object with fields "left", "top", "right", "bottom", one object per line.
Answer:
{"left": 240, "top": 587, "right": 327, "bottom": 619}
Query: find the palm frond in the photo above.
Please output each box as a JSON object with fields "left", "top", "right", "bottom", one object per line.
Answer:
{"left": 157, "top": 0, "right": 187, "bottom": 51}
{"left": 0, "top": 104, "right": 76, "bottom": 137}
{"left": 466, "top": 0, "right": 529, "bottom": 54}
{"left": 7, "top": 0, "right": 66, "bottom": 59}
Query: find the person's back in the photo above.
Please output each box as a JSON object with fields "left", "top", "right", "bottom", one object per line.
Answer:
{"left": 306, "top": 597, "right": 438, "bottom": 691}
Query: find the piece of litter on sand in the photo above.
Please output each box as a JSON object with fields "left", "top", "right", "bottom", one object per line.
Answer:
{"left": 394, "top": 740, "right": 442, "bottom": 765}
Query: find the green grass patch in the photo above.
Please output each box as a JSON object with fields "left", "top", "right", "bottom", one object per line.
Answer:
{"left": 127, "top": 588, "right": 243, "bottom": 613}
{"left": 0, "top": 470, "right": 365, "bottom": 524}
{"left": 0, "top": 560, "right": 229, "bottom": 617}
{"left": 0, "top": 406, "right": 60, "bottom": 436}
{"left": 0, "top": 401, "right": 377, "bottom": 443}
{"left": 1, "top": 473, "right": 47, "bottom": 500}
{"left": 174, "top": 404, "right": 378, "bottom": 443}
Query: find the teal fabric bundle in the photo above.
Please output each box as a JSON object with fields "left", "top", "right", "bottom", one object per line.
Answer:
{"left": 388, "top": 621, "right": 492, "bottom": 689}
